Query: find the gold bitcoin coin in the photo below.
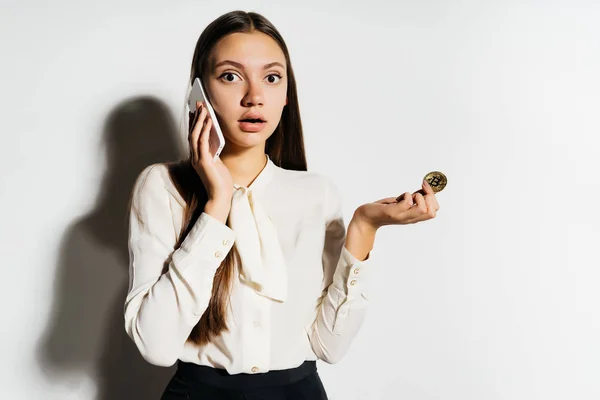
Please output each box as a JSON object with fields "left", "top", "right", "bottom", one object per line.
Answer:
{"left": 395, "top": 171, "right": 448, "bottom": 202}
{"left": 424, "top": 171, "right": 447, "bottom": 193}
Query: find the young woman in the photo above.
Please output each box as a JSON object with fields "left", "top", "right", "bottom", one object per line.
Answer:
{"left": 124, "top": 10, "right": 440, "bottom": 400}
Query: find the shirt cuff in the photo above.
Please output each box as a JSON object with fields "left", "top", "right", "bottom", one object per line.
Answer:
{"left": 171, "top": 211, "right": 236, "bottom": 274}
{"left": 333, "top": 245, "right": 372, "bottom": 299}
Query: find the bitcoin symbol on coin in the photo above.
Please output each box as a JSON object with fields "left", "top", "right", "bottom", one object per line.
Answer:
{"left": 423, "top": 171, "right": 447, "bottom": 193}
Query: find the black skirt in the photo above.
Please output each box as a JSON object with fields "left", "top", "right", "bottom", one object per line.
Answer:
{"left": 161, "top": 360, "right": 329, "bottom": 400}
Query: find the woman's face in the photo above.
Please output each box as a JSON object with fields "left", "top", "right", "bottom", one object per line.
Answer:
{"left": 204, "top": 31, "right": 288, "bottom": 152}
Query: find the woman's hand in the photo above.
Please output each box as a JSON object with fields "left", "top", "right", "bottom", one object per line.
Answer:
{"left": 355, "top": 180, "right": 440, "bottom": 230}
{"left": 188, "top": 101, "right": 233, "bottom": 201}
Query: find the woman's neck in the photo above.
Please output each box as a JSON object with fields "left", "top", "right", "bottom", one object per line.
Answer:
{"left": 220, "top": 150, "right": 268, "bottom": 188}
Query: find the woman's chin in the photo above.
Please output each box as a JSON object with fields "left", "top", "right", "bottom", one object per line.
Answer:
{"left": 223, "top": 135, "right": 265, "bottom": 150}
{"left": 225, "top": 128, "right": 272, "bottom": 147}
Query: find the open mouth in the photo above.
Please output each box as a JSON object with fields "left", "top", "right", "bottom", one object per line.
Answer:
{"left": 238, "top": 118, "right": 267, "bottom": 132}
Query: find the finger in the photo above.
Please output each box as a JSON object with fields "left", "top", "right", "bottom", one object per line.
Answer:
{"left": 421, "top": 179, "right": 435, "bottom": 195}
{"left": 422, "top": 184, "right": 440, "bottom": 211}
{"left": 188, "top": 107, "right": 199, "bottom": 137}
{"left": 375, "top": 196, "right": 402, "bottom": 205}
{"left": 188, "top": 112, "right": 198, "bottom": 160}
{"left": 432, "top": 193, "right": 440, "bottom": 211}
{"left": 394, "top": 192, "right": 414, "bottom": 207}
{"left": 423, "top": 193, "right": 437, "bottom": 218}
{"left": 188, "top": 101, "right": 203, "bottom": 136}
{"left": 394, "top": 192, "right": 414, "bottom": 206}
{"left": 407, "top": 192, "right": 437, "bottom": 223}
{"left": 188, "top": 112, "right": 194, "bottom": 136}
{"left": 418, "top": 181, "right": 439, "bottom": 211}
{"left": 404, "top": 192, "right": 438, "bottom": 223}
{"left": 199, "top": 116, "right": 213, "bottom": 161}
{"left": 189, "top": 104, "right": 206, "bottom": 161}
{"left": 411, "top": 192, "right": 427, "bottom": 214}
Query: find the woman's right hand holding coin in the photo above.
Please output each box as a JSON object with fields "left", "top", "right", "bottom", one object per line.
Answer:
{"left": 189, "top": 101, "right": 233, "bottom": 223}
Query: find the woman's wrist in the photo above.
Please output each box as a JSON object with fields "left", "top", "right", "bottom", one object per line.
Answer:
{"left": 345, "top": 211, "right": 378, "bottom": 261}
{"left": 204, "top": 198, "right": 231, "bottom": 224}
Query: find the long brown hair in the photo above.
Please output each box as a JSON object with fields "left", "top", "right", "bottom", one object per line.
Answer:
{"left": 167, "top": 11, "right": 307, "bottom": 346}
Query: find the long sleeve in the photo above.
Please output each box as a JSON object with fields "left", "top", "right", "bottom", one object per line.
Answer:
{"left": 124, "top": 164, "right": 236, "bottom": 367}
{"left": 307, "top": 178, "right": 373, "bottom": 364}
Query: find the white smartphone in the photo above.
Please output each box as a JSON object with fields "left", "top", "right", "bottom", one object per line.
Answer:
{"left": 187, "top": 77, "right": 225, "bottom": 161}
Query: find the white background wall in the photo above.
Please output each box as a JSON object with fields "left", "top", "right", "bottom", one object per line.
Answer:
{"left": 1, "top": 1, "right": 598, "bottom": 399}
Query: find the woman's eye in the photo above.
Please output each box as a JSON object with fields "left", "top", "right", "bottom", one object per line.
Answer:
{"left": 220, "top": 72, "right": 240, "bottom": 82}
{"left": 266, "top": 74, "right": 282, "bottom": 83}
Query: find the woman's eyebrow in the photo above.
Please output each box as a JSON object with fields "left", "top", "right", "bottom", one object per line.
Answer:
{"left": 214, "top": 60, "right": 285, "bottom": 70}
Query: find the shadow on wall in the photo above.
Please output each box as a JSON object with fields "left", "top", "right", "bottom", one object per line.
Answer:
{"left": 36, "top": 97, "right": 183, "bottom": 399}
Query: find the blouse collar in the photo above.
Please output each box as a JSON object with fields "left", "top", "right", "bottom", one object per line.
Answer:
{"left": 233, "top": 154, "right": 276, "bottom": 192}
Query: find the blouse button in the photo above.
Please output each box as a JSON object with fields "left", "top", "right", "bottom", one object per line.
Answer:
{"left": 353, "top": 268, "right": 360, "bottom": 275}
{"left": 222, "top": 239, "right": 230, "bottom": 246}
{"left": 251, "top": 366, "right": 259, "bottom": 373}
{"left": 350, "top": 280, "right": 357, "bottom": 286}
{"left": 214, "top": 251, "right": 222, "bottom": 259}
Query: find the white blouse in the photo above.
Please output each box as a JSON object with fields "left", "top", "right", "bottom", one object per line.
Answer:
{"left": 124, "top": 155, "right": 374, "bottom": 374}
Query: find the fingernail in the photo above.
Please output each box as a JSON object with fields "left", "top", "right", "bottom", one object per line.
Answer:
{"left": 423, "top": 179, "right": 430, "bottom": 187}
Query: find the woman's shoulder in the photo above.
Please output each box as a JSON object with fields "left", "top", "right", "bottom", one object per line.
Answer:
{"left": 132, "top": 163, "right": 171, "bottom": 192}
{"left": 131, "top": 162, "right": 185, "bottom": 207}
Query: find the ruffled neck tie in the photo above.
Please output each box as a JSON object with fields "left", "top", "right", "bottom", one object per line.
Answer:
{"left": 227, "top": 185, "right": 288, "bottom": 303}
